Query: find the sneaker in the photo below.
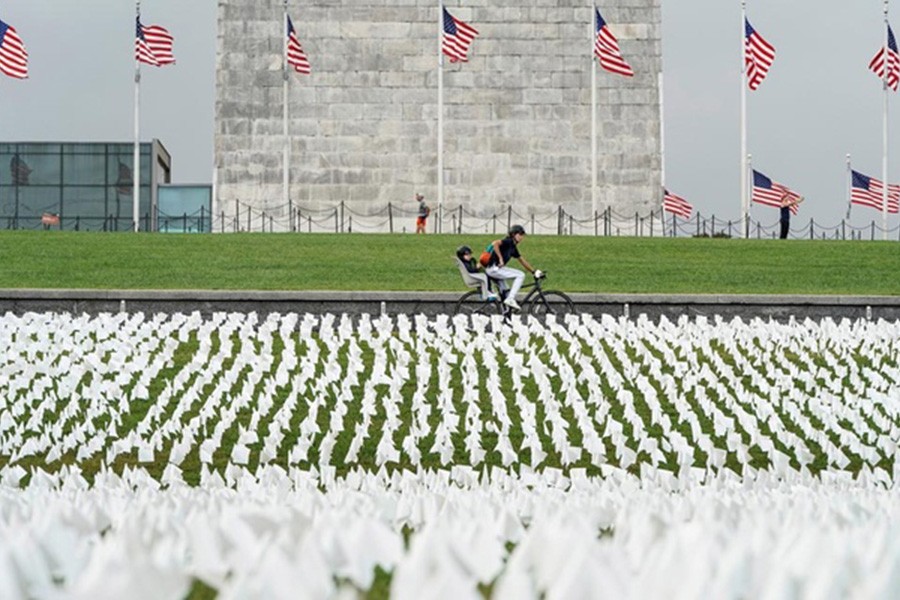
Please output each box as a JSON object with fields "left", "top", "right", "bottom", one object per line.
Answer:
{"left": 503, "top": 297, "right": 521, "bottom": 311}
{"left": 485, "top": 293, "right": 499, "bottom": 302}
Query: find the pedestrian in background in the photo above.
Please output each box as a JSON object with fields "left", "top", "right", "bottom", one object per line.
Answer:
{"left": 415, "top": 193, "right": 430, "bottom": 234}
{"left": 779, "top": 193, "right": 804, "bottom": 239}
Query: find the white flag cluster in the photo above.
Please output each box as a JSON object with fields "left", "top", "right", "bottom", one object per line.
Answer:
{"left": 0, "top": 311, "right": 898, "bottom": 597}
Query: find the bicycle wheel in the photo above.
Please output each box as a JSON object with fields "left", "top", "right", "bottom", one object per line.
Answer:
{"left": 526, "top": 290, "right": 575, "bottom": 317}
{"left": 454, "top": 290, "right": 504, "bottom": 316}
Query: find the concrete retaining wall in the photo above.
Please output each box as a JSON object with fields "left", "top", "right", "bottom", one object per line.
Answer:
{"left": 2, "top": 289, "right": 898, "bottom": 322}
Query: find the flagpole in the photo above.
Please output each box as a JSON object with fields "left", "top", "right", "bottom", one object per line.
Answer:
{"left": 437, "top": 3, "right": 445, "bottom": 234}
{"left": 846, "top": 153, "right": 853, "bottom": 220}
{"left": 740, "top": 0, "right": 748, "bottom": 238}
{"left": 883, "top": 0, "right": 890, "bottom": 241}
{"left": 747, "top": 153, "right": 753, "bottom": 235}
{"left": 591, "top": 7, "right": 597, "bottom": 223}
{"left": 659, "top": 71, "right": 666, "bottom": 237}
{"left": 283, "top": 0, "right": 290, "bottom": 222}
{"left": 133, "top": 0, "right": 141, "bottom": 232}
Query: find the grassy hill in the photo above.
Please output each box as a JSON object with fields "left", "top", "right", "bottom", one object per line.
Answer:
{"left": 0, "top": 231, "right": 897, "bottom": 295}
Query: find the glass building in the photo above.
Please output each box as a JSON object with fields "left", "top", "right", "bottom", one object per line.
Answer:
{"left": 0, "top": 140, "right": 171, "bottom": 231}
{"left": 158, "top": 184, "right": 213, "bottom": 233}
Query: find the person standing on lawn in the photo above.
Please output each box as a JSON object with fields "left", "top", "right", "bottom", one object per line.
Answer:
{"left": 415, "top": 193, "right": 430, "bottom": 234}
{"left": 779, "top": 192, "right": 804, "bottom": 239}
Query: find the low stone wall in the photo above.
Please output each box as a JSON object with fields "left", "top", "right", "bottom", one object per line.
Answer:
{"left": 1, "top": 289, "right": 898, "bottom": 322}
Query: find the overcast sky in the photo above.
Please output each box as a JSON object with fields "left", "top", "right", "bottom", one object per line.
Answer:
{"left": 1, "top": 1, "right": 897, "bottom": 229}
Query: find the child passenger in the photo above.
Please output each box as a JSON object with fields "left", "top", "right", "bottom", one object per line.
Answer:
{"left": 456, "top": 245, "right": 498, "bottom": 302}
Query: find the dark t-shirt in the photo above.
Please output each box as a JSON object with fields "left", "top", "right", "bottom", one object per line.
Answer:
{"left": 488, "top": 236, "right": 520, "bottom": 267}
{"left": 780, "top": 206, "right": 790, "bottom": 222}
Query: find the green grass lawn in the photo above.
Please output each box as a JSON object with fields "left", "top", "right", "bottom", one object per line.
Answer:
{"left": 0, "top": 231, "right": 898, "bottom": 295}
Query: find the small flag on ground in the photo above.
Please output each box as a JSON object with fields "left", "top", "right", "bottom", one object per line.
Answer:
{"left": 0, "top": 18, "right": 28, "bottom": 79}
{"left": 663, "top": 189, "right": 693, "bottom": 219}
{"left": 594, "top": 8, "right": 634, "bottom": 77}
{"left": 745, "top": 18, "right": 775, "bottom": 90}
{"left": 136, "top": 17, "right": 175, "bottom": 67}
{"left": 868, "top": 25, "right": 900, "bottom": 91}
{"left": 287, "top": 15, "right": 311, "bottom": 74}
{"left": 752, "top": 170, "right": 801, "bottom": 214}
{"left": 442, "top": 7, "right": 478, "bottom": 63}
{"left": 851, "top": 170, "right": 900, "bottom": 213}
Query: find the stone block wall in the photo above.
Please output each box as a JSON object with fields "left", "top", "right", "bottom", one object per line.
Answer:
{"left": 215, "top": 0, "right": 661, "bottom": 233}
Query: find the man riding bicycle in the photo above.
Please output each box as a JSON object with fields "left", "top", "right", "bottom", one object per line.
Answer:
{"left": 485, "top": 224, "right": 540, "bottom": 312}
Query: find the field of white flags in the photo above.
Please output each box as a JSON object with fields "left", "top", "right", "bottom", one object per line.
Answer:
{"left": 1, "top": 310, "right": 899, "bottom": 598}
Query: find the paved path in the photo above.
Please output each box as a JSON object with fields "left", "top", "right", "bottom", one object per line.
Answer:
{"left": 1, "top": 288, "right": 898, "bottom": 321}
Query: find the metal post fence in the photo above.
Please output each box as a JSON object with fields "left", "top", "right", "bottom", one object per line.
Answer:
{"left": 17, "top": 198, "right": 900, "bottom": 238}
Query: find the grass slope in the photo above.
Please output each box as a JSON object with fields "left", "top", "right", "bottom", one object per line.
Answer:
{"left": 0, "top": 231, "right": 898, "bottom": 295}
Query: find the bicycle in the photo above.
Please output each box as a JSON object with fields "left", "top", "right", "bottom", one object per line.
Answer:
{"left": 453, "top": 271, "right": 574, "bottom": 318}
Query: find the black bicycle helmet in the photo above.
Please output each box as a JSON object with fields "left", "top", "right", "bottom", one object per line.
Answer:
{"left": 509, "top": 224, "right": 526, "bottom": 236}
{"left": 456, "top": 245, "right": 472, "bottom": 260}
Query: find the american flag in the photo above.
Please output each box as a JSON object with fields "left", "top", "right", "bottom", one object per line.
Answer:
{"left": 851, "top": 170, "right": 900, "bottom": 213}
{"left": 135, "top": 17, "right": 175, "bottom": 67}
{"left": 10, "top": 154, "right": 31, "bottom": 185}
{"left": 663, "top": 189, "right": 693, "bottom": 219}
{"left": 744, "top": 19, "right": 775, "bottom": 91}
{"left": 116, "top": 162, "right": 133, "bottom": 196}
{"left": 442, "top": 7, "right": 478, "bottom": 63}
{"left": 868, "top": 25, "right": 900, "bottom": 91}
{"left": 287, "top": 15, "right": 311, "bottom": 75}
{"left": 594, "top": 8, "right": 634, "bottom": 77}
{"left": 752, "top": 170, "right": 801, "bottom": 215}
{"left": 0, "top": 18, "right": 28, "bottom": 79}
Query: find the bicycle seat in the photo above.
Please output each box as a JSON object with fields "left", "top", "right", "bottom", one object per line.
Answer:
{"left": 455, "top": 258, "right": 483, "bottom": 289}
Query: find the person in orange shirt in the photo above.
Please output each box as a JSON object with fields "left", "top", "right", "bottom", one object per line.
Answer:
{"left": 415, "top": 193, "right": 430, "bottom": 234}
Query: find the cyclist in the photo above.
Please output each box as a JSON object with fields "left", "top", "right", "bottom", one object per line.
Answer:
{"left": 456, "top": 245, "right": 498, "bottom": 302}
{"left": 485, "top": 224, "right": 539, "bottom": 312}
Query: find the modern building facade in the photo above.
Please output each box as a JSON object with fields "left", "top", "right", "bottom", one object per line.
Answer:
{"left": 158, "top": 184, "right": 214, "bottom": 233}
{"left": 214, "top": 0, "right": 662, "bottom": 233}
{"left": 0, "top": 141, "right": 171, "bottom": 231}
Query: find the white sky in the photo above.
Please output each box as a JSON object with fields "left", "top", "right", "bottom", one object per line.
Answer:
{"left": 1, "top": 1, "right": 897, "bottom": 229}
